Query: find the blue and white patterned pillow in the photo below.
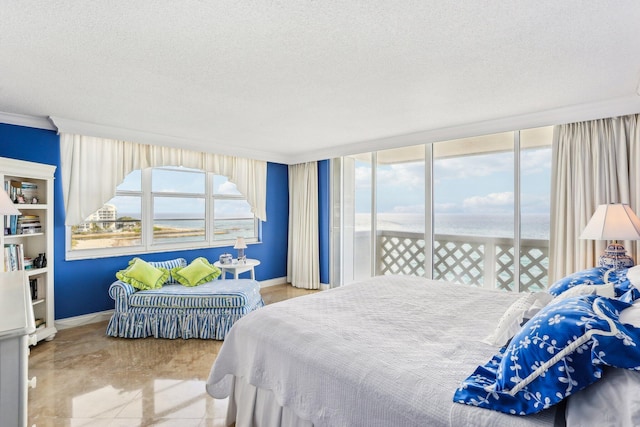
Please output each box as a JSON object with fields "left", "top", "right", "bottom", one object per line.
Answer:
{"left": 454, "top": 295, "right": 640, "bottom": 415}
{"left": 131, "top": 258, "right": 187, "bottom": 284}
{"left": 548, "top": 267, "right": 633, "bottom": 299}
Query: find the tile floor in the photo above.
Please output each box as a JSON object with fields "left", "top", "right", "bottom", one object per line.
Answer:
{"left": 28, "top": 284, "right": 318, "bottom": 427}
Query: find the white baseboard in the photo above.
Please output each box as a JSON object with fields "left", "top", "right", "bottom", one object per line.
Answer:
{"left": 55, "top": 310, "right": 114, "bottom": 330}
{"left": 262, "top": 278, "right": 331, "bottom": 290}
{"left": 259, "top": 276, "right": 287, "bottom": 288}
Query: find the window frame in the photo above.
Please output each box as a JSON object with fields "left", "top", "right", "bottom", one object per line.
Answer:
{"left": 65, "top": 167, "right": 259, "bottom": 260}
{"left": 333, "top": 127, "right": 552, "bottom": 291}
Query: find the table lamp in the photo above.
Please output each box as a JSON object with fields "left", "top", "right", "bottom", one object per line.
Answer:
{"left": 579, "top": 203, "right": 640, "bottom": 270}
{"left": 234, "top": 237, "right": 247, "bottom": 264}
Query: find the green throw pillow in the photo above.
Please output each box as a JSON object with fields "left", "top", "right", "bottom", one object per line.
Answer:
{"left": 116, "top": 258, "right": 169, "bottom": 290}
{"left": 171, "top": 257, "right": 221, "bottom": 287}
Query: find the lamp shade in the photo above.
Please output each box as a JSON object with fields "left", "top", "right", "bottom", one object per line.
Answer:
{"left": 0, "top": 190, "right": 21, "bottom": 216}
{"left": 234, "top": 237, "right": 247, "bottom": 249}
{"left": 579, "top": 204, "right": 640, "bottom": 241}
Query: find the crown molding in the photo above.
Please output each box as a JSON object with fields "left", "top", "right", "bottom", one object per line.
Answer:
{"left": 49, "top": 116, "right": 290, "bottom": 164}
{"left": 0, "top": 111, "right": 57, "bottom": 131}
{"left": 288, "top": 96, "right": 640, "bottom": 164}
{"left": 6, "top": 95, "right": 640, "bottom": 165}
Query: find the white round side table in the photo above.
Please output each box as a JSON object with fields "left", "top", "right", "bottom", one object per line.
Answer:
{"left": 214, "top": 259, "right": 261, "bottom": 280}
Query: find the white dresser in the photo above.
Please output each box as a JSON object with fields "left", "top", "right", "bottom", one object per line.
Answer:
{"left": 0, "top": 270, "right": 35, "bottom": 427}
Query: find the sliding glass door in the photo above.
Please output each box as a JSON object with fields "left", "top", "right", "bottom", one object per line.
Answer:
{"left": 376, "top": 146, "right": 426, "bottom": 276}
{"left": 519, "top": 127, "right": 553, "bottom": 291}
{"left": 332, "top": 127, "right": 552, "bottom": 291}
{"left": 432, "top": 132, "right": 515, "bottom": 289}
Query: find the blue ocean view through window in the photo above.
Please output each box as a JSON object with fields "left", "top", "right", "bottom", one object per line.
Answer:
{"left": 152, "top": 217, "right": 255, "bottom": 242}
{"left": 356, "top": 212, "right": 550, "bottom": 240}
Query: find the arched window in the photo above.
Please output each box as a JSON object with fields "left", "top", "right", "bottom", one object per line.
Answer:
{"left": 67, "top": 166, "right": 258, "bottom": 260}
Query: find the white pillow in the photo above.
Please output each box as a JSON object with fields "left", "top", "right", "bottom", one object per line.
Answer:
{"left": 566, "top": 367, "right": 640, "bottom": 427}
{"left": 627, "top": 265, "right": 640, "bottom": 287}
{"left": 620, "top": 300, "right": 640, "bottom": 327}
{"left": 482, "top": 292, "right": 553, "bottom": 347}
{"left": 551, "top": 282, "right": 615, "bottom": 304}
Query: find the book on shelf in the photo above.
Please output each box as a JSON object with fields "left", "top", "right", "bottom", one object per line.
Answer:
{"left": 7, "top": 180, "right": 21, "bottom": 202}
{"left": 4, "top": 180, "right": 38, "bottom": 204}
{"left": 3, "top": 243, "right": 24, "bottom": 272}
{"left": 4, "top": 214, "right": 42, "bottom": 235}
{"left": 29, "top": 278, "right": 38, "bottom": 300}
{"left": 17, "top": 215, "right": 41, "bottom": 234}
{"left": 7, "top": 214, "right": 18, "bottom": 235}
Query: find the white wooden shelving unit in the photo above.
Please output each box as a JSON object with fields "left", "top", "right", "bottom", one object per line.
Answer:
{"left": 0, "top": 157, "right": 56, "bottom": 344}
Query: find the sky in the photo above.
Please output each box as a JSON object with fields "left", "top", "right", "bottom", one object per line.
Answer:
{"left": 91, "top": 144, "right": 552, "bottom": 224}
{"left": 355, "top": 146, "right": 552, "bottom": 216}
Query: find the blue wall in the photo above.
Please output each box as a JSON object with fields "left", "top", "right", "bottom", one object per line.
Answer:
{"left": 0, "top": 123, "right": 290, "bottom": 320}
{"left": 318, "top": 160, "right": 330, "bottom": 284}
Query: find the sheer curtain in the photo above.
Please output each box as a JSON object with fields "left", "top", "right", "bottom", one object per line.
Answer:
{"left": 60, "top": 133, "right": 267, "bottom": 225}
{"left": 287, "top": 162, "right": 320, "bottom": 289}
{"left": 549, "top": 114, "right": 640, "bottom": 282}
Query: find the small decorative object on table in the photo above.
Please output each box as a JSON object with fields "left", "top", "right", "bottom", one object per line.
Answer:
{"left": 234, "top": 237, "right": 247, "bottom": 264}
{"left": 219, "top": 253, "right": 233, "bottom": 265}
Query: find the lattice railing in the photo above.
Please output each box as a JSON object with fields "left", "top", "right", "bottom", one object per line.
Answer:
{"left": 433, "top": 239, "right": 485, "bottom": 286}
{"left": 377, "top": 231, "right": 549, "bottom": 291}
{"left": 378, "top": 232, "right": 426, "bottom": 276}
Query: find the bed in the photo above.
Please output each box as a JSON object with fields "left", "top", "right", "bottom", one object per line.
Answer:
{"left": 206, "top": 273, "right": 640, "bottom": 426}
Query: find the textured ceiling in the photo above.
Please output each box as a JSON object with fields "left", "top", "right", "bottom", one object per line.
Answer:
{"left": 2, "top": 1, "right": 640, "bottom": 164}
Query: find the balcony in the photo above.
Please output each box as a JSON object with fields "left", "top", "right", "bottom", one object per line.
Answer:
{"left": 357, "top": 230, "right": 549, "bottom": 292}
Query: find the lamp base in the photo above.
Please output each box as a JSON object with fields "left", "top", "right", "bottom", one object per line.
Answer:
{"left": 237, "top": 248, "right": 246, "bottom": 264}
{"left": 598, "top": 243, "right": 635, "bottom": 270}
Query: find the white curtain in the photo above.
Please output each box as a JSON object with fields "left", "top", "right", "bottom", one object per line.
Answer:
{"left": 287, "top": 162, "right": 319, "bottom": 289}
{"left": 60, "top": 133, "right": 267, "bottom": 225}
{"left": 549, "top": 114, "right": 640, "bottom": 282}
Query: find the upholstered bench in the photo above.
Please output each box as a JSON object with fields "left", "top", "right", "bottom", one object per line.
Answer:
{"left": 106, "top": 279, "right": 264, "bottom": 340}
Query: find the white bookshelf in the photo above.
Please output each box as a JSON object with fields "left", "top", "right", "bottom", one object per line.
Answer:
{"left": 0, "top": 157, "right": 56, "bottom": 344}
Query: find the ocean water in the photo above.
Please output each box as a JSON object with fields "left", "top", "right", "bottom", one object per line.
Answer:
{"left": 154, "top": 218, "right": 255, "bottom": 240}
{"left": 356, "top": 213, "right": 550, "bottom": 240}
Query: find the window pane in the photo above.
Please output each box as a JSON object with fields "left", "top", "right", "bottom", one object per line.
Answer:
{"left": 117, "top": 170, "right": 141, "bottom": 192}
{"left": 433, "top": 132, "right": 515, "bottom": 289}
{"left": 152, "top": 168, "right": 205, "bottom": 194}
{"left": 153, "top": 196, "right": 205, "bottom": 243}
{"left": 340, "top": 154, "right": 373, "bottom": 284}
{"left": 70, "top": 196, "right": 142, "bottom": 250}
{"left": 213, "top": 175, "right": 242, "bottom": 195}
{"left": 213, "top": 200, "right": 255, "bottom": 240}
{"left": 520, "top": 126, "right": 552, "bottom": 292}
{"left": 376, "top": 145, "right": 425, "bottom": 277}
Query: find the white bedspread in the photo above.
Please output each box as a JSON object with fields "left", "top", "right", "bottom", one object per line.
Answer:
{"left": 206, "top": 275, "right": 560, "bottom": 426}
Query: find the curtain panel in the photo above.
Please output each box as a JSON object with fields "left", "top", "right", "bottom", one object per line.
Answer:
{"left": 60, "top": 133, "right": 267, "bottom": 226}
{"left": 287, "top": 162, "right": 320, "bottom": 289}
{"left": 550, "top": 114, "right": 640, "bottom": 282}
